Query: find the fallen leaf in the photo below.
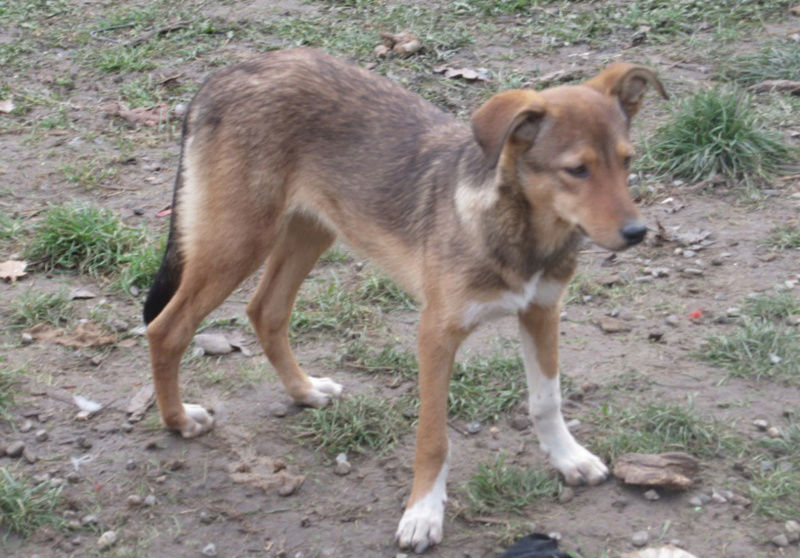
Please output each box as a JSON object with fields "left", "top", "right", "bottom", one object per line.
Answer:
{"left": 434, "top": 66, "right": 491, "bottom": 82}
{"left": 25, "top": 321, "right": 116, "bottom": 348}
{"left": 0, "top": 260, "right": 27, "bottom": 282}
{"left": 70, "top": 287, "right": 97, "bottom": 300}
{"left": 126, "top": 385, "right": 155, "bottom": 422}
{"left": 0, "top": 99, "right": 14, "bottom": 113}
{"left": 613, "top": 452, "right": 699, "bottom": 490}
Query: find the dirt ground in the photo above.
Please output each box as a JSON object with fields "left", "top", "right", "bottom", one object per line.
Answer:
{"left": 2, "top": 1, "right": 799, "bottom": 557}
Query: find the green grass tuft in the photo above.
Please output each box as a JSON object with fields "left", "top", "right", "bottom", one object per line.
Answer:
{"left": 9, "top": 289, "right": 72, "bottom": 327}
{"left": 642, "top": 87, "right": 797, "bottom": 185}
{"left": 24, "top": 204, "right": 143, "bottom": 276}
{"left": 117, "top": 235, "right": 165, "bottom": 294}
{"left": 356, "top": 271, "right": 416, "bottom": 311}
{"left": 720, "top": 40, "right": 800, "bottom": 87}
{"left": 764, "top": 223, "right": 800, "bottom": 251}
{"left": 464, "top": 455, "right": 561, "bottom": 515}
{"left": 449, "top": 351, "right": 525, "bottom": 422}
{"left": 748, "top": 468, "right": 800, "bottom": 520}
{"left": 0, "top": 362, "right": 21, "bottom": 422}
{"left": 588, "top": 400, "right": 739, "bottom": 462}
{"left": 292, "top": 394, "right": 411, "bottom": 456}
{"left": 0, "top": 467, "right": 63, "bottom": 538}
{"left": 699, "top": 319, "right": 800, "bottom": 384}
{"left": 743, "top": 291, "right": 800, "bottom": 321}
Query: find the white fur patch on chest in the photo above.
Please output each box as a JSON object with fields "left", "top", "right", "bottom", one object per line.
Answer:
{"left": 462, "top": 272, "right": 564, "bottom": 328}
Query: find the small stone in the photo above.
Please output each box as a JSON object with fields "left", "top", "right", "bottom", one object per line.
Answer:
{"left": 726, "top": 307, "right": 741, "bottom": 317}
{"left": 730, "top": 493, "right": 751, "bottom": 507}
{"left": 90, "top": 354, "right": 105, "bottom": 366}
{"left": 127, "top": 495, "right": 143, "bottom": 507}
{"left": 76, "top": 437, "right": 93, "bottom": 449}
{"left": 34, "top": 429, "right": 48, "bottom": 442}
{"left": 20, "top": 419, "right": 33, "bottom": 432}
{"left": 643, "top": 489, "right": 660, "bottom": 501}
{"left": 201, "top": 543, "right": 217, "bottom": 557}
{"left": 270, "top": 403, "right": 289, "bottom": 418}
{"left": 760, "top": 460, "right": 774, "bottom": 472}
{"left": 334, "top": 453, "right": 352, "bottom": 476}
{"left": 688, "top": 496, "right": 704, "bottom": 507}
{"left": 125, "top": 460, "right": 137, "bottom": 471}
{"left": 631, "top": 530, "right": 649, "bottom": 547}
{"left": 771, "top": 534, "right": 789, "bottom": 547}
{"left": 121, "top": 422, "right": 134, "bottom": 433}
{"left": 199, "top": 511, "right": 213, "bottom": 524}
{"left": 647, "top": 331, "right": 664, "bottom": 342}
{"left": 81, "top": 514, "right": 98, "bottom": 526}
{"left": 665, "top": 314, "right": 679, "bottom": 327}
{"left": 129, "top": 286, "right": 140, "bottom": 297}
{"left": 143, "top": 494, "right": 156, "bottom": 506}
{"left": 548, "top": 531, "right": 562, "bottom": 541}
{"left": 193, "top": 333, "right": 233, "bottom": 355}
{"left": 466, "top": 421, "right": 483, "bottom": 434}
{"left": 558, "top": 487, "right": 575, "bottom": 504}
{"left": 6, "top": 440, "right": 25, "bottom": 457}
{"left": 766, "top": 426, "right": 781, "bottom": 438}
{"left": 510, "top": 415, "right": 531, "bottom": 431}
{"left": 23, "top": 447, "right": 37, "bottom": 463}
{"left": 67, "top": 472, "right": 80, "bottom": 484}
{"left": 97, "top": 530, "right": 117, "bottom": 550}
{"left": 109, "top": 319, "right": 130, "bottom": 332}
{"left": 785, "top": 520, "right": 800, "bottom": 534}
{"left": 752, "top": 419, "right": 769, "bottom": 431}
{"left": 710, "top": 490, "right": 727, "bottom": 504}
{"left": 21, "top": 332, "right": 34, "bottom": 344}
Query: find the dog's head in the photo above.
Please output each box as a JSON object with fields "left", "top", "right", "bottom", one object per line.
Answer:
{"left": 471, "top": 63, "right": 667, "bottom": 251}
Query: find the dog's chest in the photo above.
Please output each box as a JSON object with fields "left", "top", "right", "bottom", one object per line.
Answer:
{"left": 461, "top": 272, "right": 564, "bottom": 328}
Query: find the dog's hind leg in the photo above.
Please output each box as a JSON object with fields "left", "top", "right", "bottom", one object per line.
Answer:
{"left": 246, "top": 212, "right": 342, "bottom": 406}
{"left": 519, "top": 303, "right": 609, "bottom": 485}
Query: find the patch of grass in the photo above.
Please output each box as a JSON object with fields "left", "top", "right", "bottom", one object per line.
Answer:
{"left": 24, "top": 204, "right": 143, "bottom": 276}
{"left": 748, "top": 468, "right": 800, "bottom": 520}
{"left": 0, "top": 363, "right": 21, "bottom": 422}
{"left": 588, "top": 400, "right": 740, "bottom": 462}
{"left": 0, "top": 213, "right": 24, "bottom": 242}
{"left": 0, "top": 467, "right": 63, "bottom": 538}
{"left": 699, "top": 319, "right": 800, "bottom": 384}
{"left": 60, "top": 160, "right": 118, "bottom": 190}
{"left": 464, "top": 455, "right": 561, "bottom": 515}
{"left": 356, "top": 271, "right": 416, "bottom": 310}
{"left": 318, "top": 245, "right": 351, "bottom": 264}
{"left": 760, "top": 421, "right": 800, "bottom": 458}
{"left": 291, "top": 275, "right": 375, "bottom": 336}
{"left": 642, "top": 87, "right": 798, "bottom": 186}
{"left": 9, "top": 289, "right": 72, "bottom": 327}
{"left": 117, "top": 235, "right": 165, "bottom": 294}
{"left": 449, "top": 351, "right": 524, "bottom": 422}
{"left": 743, "top": 291, "right": 800, "bottom": 321}
{"left": 339, "top": 339, "right": 418, "bottom": 379}
{"left": 292, "top": 394, "right": 410, "bottom": 457}
{"left": 764, "top": 223, "right": 800, "bottom": 251}
{"left": 91, "top": 44, "right": 158, "bottom": 73}
{"left": 720, "top": 40, "right": 800, "bottom": 87}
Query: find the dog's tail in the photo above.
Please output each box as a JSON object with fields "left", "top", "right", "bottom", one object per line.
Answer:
{"left": 143, "top": 140, "right": 187, "bottom": 325}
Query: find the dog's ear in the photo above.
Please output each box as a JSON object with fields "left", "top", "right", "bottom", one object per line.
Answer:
{"left": 584, "top": 63, "right": 668, "bottom": 120}
{"left": 471, "top": 90, "right": 546, "bottom": 169}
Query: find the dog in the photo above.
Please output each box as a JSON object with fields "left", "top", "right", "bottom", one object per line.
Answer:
{"left": 143, "top": 48, "right": 666, "bottom": 553}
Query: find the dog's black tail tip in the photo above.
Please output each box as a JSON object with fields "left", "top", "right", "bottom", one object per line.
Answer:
{"left": 143, "top": 249, "right": 182, "bottom": 325}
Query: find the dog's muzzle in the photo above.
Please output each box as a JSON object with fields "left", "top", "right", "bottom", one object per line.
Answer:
{"left": 619, "top": 221, "right": 647, "bottom": 246}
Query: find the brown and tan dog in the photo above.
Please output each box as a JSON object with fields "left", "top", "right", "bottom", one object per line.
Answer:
{"left": 143, "top": 49, "right": 666, "bottom": 553}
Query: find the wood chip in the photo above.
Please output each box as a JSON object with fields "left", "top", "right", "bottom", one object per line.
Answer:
{"left": 613, "top": 452, "right": 700, "bottom": 489}
{"left": 126, "top": 385, "right": 155, "bottom": 423}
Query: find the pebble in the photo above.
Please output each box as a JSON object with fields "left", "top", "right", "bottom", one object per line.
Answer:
{"left": 665, "top": 314, "right": 679, "bottom": 327}
{"left": 20, "top": 419, "right": 33, "bottom": 432}
{"left": 643, "top": 489, "right": 660, "bottom": 501}
{"left": 143, "top": 494, "right": 156, "bottom": 506}
{"left": 510, "top": 415, "right": 531, "bottom": 431}
{"left": 6, "top": 440, "right": 25, "bottom": 457}
{"left": 334, "top": 453, "right": 352, "bottom": 476}
{"left": 67, "top": 472, "right": 80, "bottom": 484}
{"left": 270, "top": 403, "right": 289, "bottom": 418}
{"left": 558, "top": 487, "right": 575, "bottom": 504}
{"left": 125, "top": 460, "right": 137, "bottom": 471}
{"left": 35, "top": 429, "right": 48, "bottom": 442}
{"left": 201, "top": 543, "right": 218, "bottom": 557}
{"left": 121, "top": 422, "right": 134, "bottom": 433}
{"left": 76, "top": 436, "right": 93, "bottom": 449}
{"left": 786, "top": 520, "right": 800, "bottom": 535}
{"left": 467, "top": 421, "right": 483, "bottom": 434}
{"left": 710, "top": 490, "right": 727, "bottom": 504}
{"left": 199, "top": 511, "right": 213, "bottom": 524}
{"left": 771, "top": 534, "right": 789, "bottom": 547}
{"left": 127, "top": 495, "right": 143, "bottom": 507}
{"left": 194, "top": 333, "right": 233, "bottom": 355}
{"left": 631, "top": 530, "right": 649, "bottom": 547}
{"left": 81, "top": 514, "right": 98, "bottom": 526}
{"left": 766, "top": 426, "right": 781, "bottom": 438}
{"left": 725, "top": 307, "right": 741, "bottom": 317}
{"left": 97, "top": 530, "right": 117, "bottom": 550}
{"left": 109, "top": 319, "right": 130, "bottom": 332}
{"left": 21, "top": 332, "right": 34, "bottom": 344}
{"left": 752, "top": 419, "right": 769, "bottom": 431}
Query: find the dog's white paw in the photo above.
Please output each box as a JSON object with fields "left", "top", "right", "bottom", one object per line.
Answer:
{"left": 548, "top": 442, "right": 608, "bottom": 486}
{"left": 295, "top": 376, "right": 343, "bottom": 407}
{"left": 179, "top": 403, "right": 215, "bottom": 438}
{"left": 396, "top": 503, "right": 444, "bottom": 554}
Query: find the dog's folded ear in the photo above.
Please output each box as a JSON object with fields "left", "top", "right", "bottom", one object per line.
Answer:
{"left": 471, "top": 90, "right": 546, "bottom": 169}
{"left": 584, "top": 63, "right": 668, "bottom": 120}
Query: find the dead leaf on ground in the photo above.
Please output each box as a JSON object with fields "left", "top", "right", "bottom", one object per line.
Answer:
{"left": 613, "top": 452, "right": 700, "bottom": 490}
{"left": 70, "top": 287, "right": 97, "bottom": 300}
{"left": 434, "top": 66, "right": 491, "bottom": 82}
{"left": 25, "top": 321, "right": 117, "bottom": 348}
{"left": 0, "top": 99, "right": 14, "bottom": 113}
{"left": 126, "top": 384, "right": 155, "bottom": 423}
{"left": 0, "top": 260, "right": 27, "bottom": 282}
{"left": 228, "top": 456, "right": 305, "bottom": 496}
{"left": 622, "top": 546, "right": 699, "bottom": 558}
{"left": 377, "top": 30, "right": 422, "bottom": 58}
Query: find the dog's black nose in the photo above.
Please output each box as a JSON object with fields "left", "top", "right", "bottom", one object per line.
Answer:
{"left": 620, "top": 221, "right": 647, "bottom": 246}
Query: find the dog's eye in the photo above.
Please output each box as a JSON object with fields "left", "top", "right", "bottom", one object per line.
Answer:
{"left": 565, "top": 165, "right": 589, "bottom": 179}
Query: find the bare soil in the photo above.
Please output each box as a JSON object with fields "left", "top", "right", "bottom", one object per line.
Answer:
{"left": 1, "top": 1, "right": 799, "bottom": 557}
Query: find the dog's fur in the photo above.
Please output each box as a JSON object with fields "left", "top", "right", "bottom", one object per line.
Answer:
{"left": 143, "top": 49, "right": 666, "bottom": 553}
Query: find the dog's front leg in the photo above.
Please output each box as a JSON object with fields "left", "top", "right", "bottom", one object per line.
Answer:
{"left": 396, "top": 309, "right": 464, "bottom": 553}
{"left": 519, "top": 303, "right": 609, "bottom": 485}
